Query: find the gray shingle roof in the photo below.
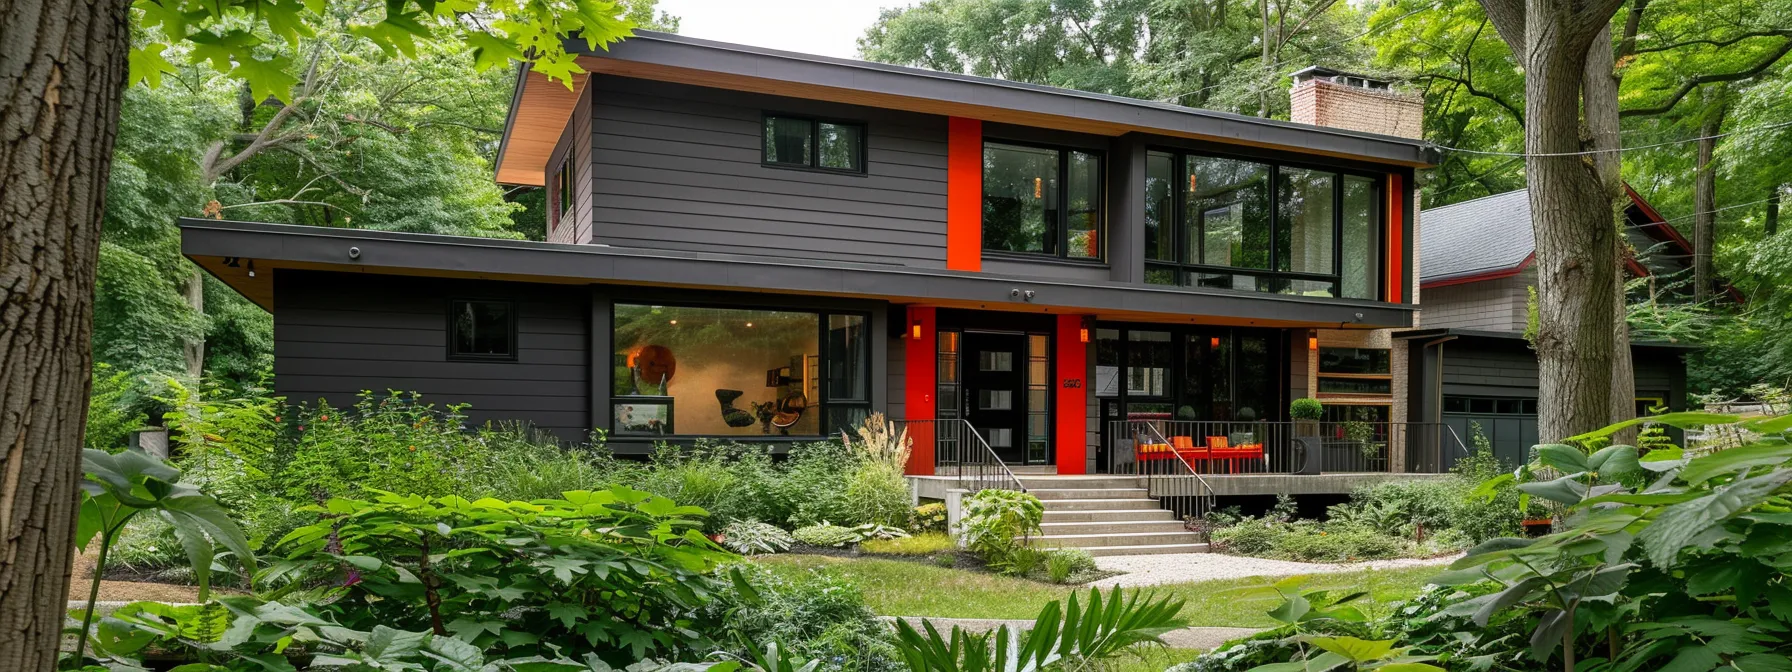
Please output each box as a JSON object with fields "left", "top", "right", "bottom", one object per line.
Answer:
{"left": 1419, "top": 189, "right": 1535, "bottom": 284}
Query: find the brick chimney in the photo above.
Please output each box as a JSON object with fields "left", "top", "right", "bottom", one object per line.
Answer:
{"left": 1289, "top": 67, "right": 1423, "bottom": 139}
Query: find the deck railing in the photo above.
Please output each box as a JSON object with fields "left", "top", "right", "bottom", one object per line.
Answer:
{"left": 1105, "top": 420, "right": 1470, "bottom": 476}
{"left": 1108, "top": 421, "right": 1217, "bottom": 527}
{"left": 895, "top": 419, "right": 1026, "bottom": 494}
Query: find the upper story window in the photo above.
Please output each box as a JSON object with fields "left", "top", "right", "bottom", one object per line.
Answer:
{"left": 550, "top": 160, "right": 571, "bottom": 232}
{"left": 1145, "top": 150, "right": 1382, "bottom": 299}
{"left": 982, "top": 142, "right": 1102, "bottom": 261}
{"left": 763, "top": 115, "right": 866, "bottom": 173}
{"left": 1317, "top": 347, "right": 1390, "bottom": 395}
{"left": 449, "top": 300, "right": 516, "bottom": 361}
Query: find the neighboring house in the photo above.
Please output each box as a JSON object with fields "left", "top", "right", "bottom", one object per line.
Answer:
{"left": 1400, "top": 186, "right": 1720, "bottom": 466}
{"left": 183, "top": 32, "right": 1442, "bottom": 482}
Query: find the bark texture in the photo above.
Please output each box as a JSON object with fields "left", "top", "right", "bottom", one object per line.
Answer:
{"left": 0, "top": 0, "right": 129, "bottom": 665}
{"left": 1584, "top": 23, "right": 1636, "bottom": 439}
{"left": 1479, "top": 0, "right": 1627, "bottom": 442}
{"left": 1693, "top": 111, "right": 1722, "bottom": 304}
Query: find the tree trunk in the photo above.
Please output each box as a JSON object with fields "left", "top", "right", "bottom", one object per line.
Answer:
{"left": 1693, "top": 110, "right": 1722, "bottom": 304}
{"left": 1768, "top": 185, "right": 1781, "bottom": 236}
{"left": 0, "top": 0, "right": 129, "bottom": 665}
{"left": 1582, "top": 24, "right": 1637, "bottom": 438}
{"left": 182, "top": 269, "right": 204, "bottom": 379}
{"left": 1478, "top": 0, "right": 1627, "bottom": 442}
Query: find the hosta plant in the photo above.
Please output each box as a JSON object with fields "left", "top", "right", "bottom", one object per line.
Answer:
{"left": 792, "top": 522, "right": 859, "bottom": 548}
{"left": 721, "top": 519, "right": 795, "bottom": 555}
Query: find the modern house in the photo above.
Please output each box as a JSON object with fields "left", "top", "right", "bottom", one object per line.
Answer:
{"left": 1400, "top": 186, "right": 1722, "bottom": 465}
{"left": 183, "top": 32, "right": 1451, "bottom": 521}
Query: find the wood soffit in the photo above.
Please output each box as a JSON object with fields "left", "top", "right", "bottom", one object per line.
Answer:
{"left": 495, "top": 70, "right": 588, "bottom": 187}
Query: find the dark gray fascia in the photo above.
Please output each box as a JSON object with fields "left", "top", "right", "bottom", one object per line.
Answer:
{"left": 580, "top": 31, "right": 1439, "bottom": 168}
{"left": 493, "top": 62, "right": 531, "bottom": 182}
{"left": 182, "top": 219, "right": 1417, "bottom": 328}
{"left": 1392, "top": 327, "right": 1698, "bottom": 351}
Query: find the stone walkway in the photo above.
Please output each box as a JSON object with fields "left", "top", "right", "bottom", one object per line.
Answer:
{"left": 1088, "top": 552, "right": 1460, "bottom": 587}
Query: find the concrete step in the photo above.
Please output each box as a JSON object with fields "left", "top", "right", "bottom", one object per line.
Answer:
{"left": 1042, "top": 508, "right": 1177, "bottom": 523}
{"left": 1028, "top": 488, "right": 1149, "bottom": 501}
{"left": 1018, "top": 476, "right": 1144, "bottom": 490}
{"left": 1077, "top": 543, "right": 1212, "bottom": 557}
{"left": 1026, "top": 531, "right": 1205, "bottom": 548}
{"left": 1038, "top": 520, "right": 1190, "bottom": 535}
{"left": 1038, "top": 498, "right": 1162, "bottom": 511}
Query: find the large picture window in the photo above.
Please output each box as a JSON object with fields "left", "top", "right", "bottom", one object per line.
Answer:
{"left": 611, "top": 304, "right": 868, "bottom": 437}
{"left": 1145, "top": 150, "right": 1383, "bottom": 299}
{"left": 983, "top": 142, "right": 1102, "bottom": 260}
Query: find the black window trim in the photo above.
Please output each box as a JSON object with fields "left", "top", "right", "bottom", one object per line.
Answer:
{"left": 1144, "top": 146, "right": 1386, "bottom": 300}
{"left": 980, "top": 138, "right": 1107, "bottom": 262}
{"left": 760, "top": 112, "right": 869, "bottom": 175}
{"left": 446, "top": 298, "right": 519, "bottom": 362}
{"left": 607, "top": 299, "right": 874, "bottom": 438}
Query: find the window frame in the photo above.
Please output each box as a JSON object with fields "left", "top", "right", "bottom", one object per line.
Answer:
{"left": 1144, "top": 147, "right": 1385, "bottom": 299}
{"left": 980, "top": 139, "right": 1107, "bottom": 263}
{"left": 607, "top": 300, "right": 874, "bottom": 438}
{"left": 446, "top": 298, "right": 519, "bottom": 362}
{"left": 760, "top": 113, "right": 869, "bottom": 175}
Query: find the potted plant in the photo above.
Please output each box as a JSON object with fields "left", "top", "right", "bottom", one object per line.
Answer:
{"left": 1289, "top": 398, "right": 1324, "bottom": 474}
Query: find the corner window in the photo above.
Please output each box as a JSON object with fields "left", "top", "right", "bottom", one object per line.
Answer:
{"left": 611, "top": 303, "right": 869, "bottom": 437}
{"left": 982, "top": 142, "right": 1103, "bottom": 260}
{"left": 557, "top": 160, "right": 573, "bottom": 222}
{"left": 449, "top": 300, "right": 515, "bottom": 361}
{"left": 763, "top": 115, "right": 866, "bottom": 173}
{"left": 1145, "top": 150, "right": 1384, "bottom": 299}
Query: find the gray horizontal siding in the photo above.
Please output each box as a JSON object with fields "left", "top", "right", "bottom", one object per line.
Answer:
{"left": 274, "top": 270, "right": 591, "bottom": 441}
{"left": 588, "top": 75, "right": 949, "bottom": 267}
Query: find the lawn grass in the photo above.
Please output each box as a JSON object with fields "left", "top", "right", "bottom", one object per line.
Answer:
{"left": 752, "top": 554, "right": 1441, "bottom": 629}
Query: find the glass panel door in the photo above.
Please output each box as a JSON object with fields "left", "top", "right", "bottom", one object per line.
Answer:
{"left": 963, "top": 331, "right": 1029, "bottom": 464}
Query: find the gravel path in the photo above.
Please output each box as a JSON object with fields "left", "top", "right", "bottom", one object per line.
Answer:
{"left": 1089, "top": 553, "right": 1460, "bottom": 587}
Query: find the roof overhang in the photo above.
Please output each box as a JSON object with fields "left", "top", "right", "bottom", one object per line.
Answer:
{"left": 182, "top": 218, "right": 1416, "bottom": 329}
{"left": 1421, "top": 252, "right": 1534, "bottom": 289}
{"left": 493, "top": 31, "right": 1438, "bottom": 186}
{"left": 1392, "top": 327, "right": 1699, "bottom": 351}
{"left": 493, "top": 68, "right": 588, "bottom": 186}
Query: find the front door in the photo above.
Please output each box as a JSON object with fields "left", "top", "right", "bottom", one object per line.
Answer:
{"left": 963, "top": 331, "right": 1029, "bottom": 464}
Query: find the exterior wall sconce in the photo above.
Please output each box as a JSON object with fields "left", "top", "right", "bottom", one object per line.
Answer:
{"left": 1079, "top": 327, "right": 1089, "bottom": 343}
{"left": 1308, "top": 331, "right": 1319, "bottom": 351}
{"left": 1211, "top": 336, "right": 1221, "bottom": 349}
{"left": 911, "top": 322, "right": 922, "bottom": 339}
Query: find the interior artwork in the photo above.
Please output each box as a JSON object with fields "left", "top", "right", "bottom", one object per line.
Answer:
{"left": 613, "top": 304, "right": 822, "bottom": 436}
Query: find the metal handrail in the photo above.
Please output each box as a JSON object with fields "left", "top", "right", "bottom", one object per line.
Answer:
{"left": 895, "top": 418, "right": 1026, "bottom": 494}
{"left": 1133, "top": 421, "right": 1217, "bottom": 499}
{"left": 1120, "top": 420, "right": 1217, "bottom": 528}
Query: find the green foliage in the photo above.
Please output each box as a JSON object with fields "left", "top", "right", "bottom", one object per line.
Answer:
{"left": 1212, "top": 520, "right": 1407, "bottom": 563}
{"left": 69, "top": 449, "right": 256, "bottom": 665}
{"left": 85, "top": 363, "right": 151, "bottom": 450}
{"left": 1042, "top": 548, "right": 1096, "bottom": 584}
{"left": 892, "top": 586, "right": 1187, "bottom": 672}
{"left": 957, "top": 490, "right": 1045, "bottom": 574}
{"left": 794, "top": 523, "right": 861, "bottom": 548}
{"left": 710, "top": 563, "right": 900, "bottom": 672}
{"left": 1289, "top": 398, "right": 1324, "bottom": 421}
{"left": 861, "top": 532, "right": 957, "bottom": 557}
{"left": 722, "top": 519, "right": 796, "bottom": 555}
{"left": 268, "top": 486, "right": 729, "bottom": 663}
{"left": 910, "top": 503, "right": 948, "bottom": 533}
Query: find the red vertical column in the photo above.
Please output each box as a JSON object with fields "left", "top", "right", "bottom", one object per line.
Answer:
{"left": 946, "top": 117, "right": 983, "bottom": 272}
{"left": 1387, "top": 173, "right": 1405, "bottom": 304}
{"left": 903, "top": 306, "right": 938, "bottom": 475}
{"left": 1054, "top": 314, "right": 1088, "bottom": 475}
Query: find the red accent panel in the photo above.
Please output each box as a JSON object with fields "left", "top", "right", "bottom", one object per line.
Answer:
{"left": 903, "top": 306, "right": 938, "bottom": 475}
{"left": 1387, "top": 173, "right": 1404, "bottom": 303}
{"left": 946, "top": 117, "right": 983, "bottom": 271}
{"left": 1054, "top": 315, "right": 1088, "bottom": 475}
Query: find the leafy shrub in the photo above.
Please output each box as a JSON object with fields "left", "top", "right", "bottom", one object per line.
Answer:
{"left": 1043, "top": 548, "right": 1097, "bottom": 584}
{"left": 709, "top": 563, "right": 900, "bottom": 672}
{"left": 958, "top": 490, "right": 1043, "bottom": 553}
{"left": 778, "top": 440, "right": 862, "bottom": 527}
{"left": 892, "top": 586, "right": 1187, "bottom": 670}
{"left": 910, "top": 502, "right": 947, "bottom": 532}
{"left": 861, "top": 532, "right": 956, "bottom": 556}
{"left": 634, "top": 441, "right": 784, "bottom": 532}
{"left": 794, "top": 522, "right": 860, "bottom": 548}
{"left": 1211, "top": 519, "right": 1407, "bottom": 562}
{"left": 268, "top": 486, "right": 730, "bottom": 664}
{"left": 1289, "top": 398, "right": 1324, "bottom": 420}
{"left": 721, "top": 519, "right": 795, "bottom": 555}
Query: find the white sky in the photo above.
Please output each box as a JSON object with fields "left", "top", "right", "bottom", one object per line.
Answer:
{"left": 653, "top": 0, "right": 905, "bottom": 59}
